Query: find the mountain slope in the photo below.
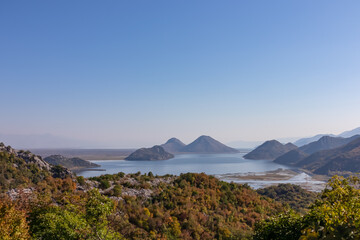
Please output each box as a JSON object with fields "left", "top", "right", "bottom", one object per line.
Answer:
{"left": 244, "top": 140, "right": 297, "bottom": 160}
{"left": 44, "top": 155, "right": 100, "bottom": 170}
{"left": 296, "top": 137, "right": 360, "bottom": 175}
{"left": 299, "top": 135, "right": 360, "bottom": 155}
{"left": 0, "top": 142, "right": 71, "bottom": 191}
{"left": 125, "top": 146, "right": 174, "bottom": 160}
{"left": 293, "top": 126, "right": 360, "bottom": 147}
{"left": 161, "top": 138, "right": 186, "bottom": 153}
{"left": 294, "top": 134, "right": 335, "bottom": 147}
{"left": 273, "top": 149, "right": 309, "bottom": 165}
{"left": 181, "top": 136, "right": 239, "bottom": 153}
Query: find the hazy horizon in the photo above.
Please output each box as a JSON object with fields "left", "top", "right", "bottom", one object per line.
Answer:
{"left": 1, "top": 1, "right": 360, "bottom": 148}
{"left": 0, "top": 129, "right": 356, "bottom": 149}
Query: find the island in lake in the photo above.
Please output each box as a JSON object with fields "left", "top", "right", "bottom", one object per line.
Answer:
{"left": 125, "top": 135, "right": 239, "bottom": 160}
{"left": 125, "top": 145, "right": 174, "bottom": 161}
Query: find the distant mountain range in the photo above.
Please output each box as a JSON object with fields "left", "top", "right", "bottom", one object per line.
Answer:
{"left": 298, "top": 135, "right": 360, "bottom": 155}
{"left": 125, "top": 146, "right": 174, "bottom": 161}
{"left": 296, "top": 137, "right": 360, "bottom": 175}
{"left": 229, "top": 126, "right": 360, "bottom": 149}
{"left": 272, "top": 135, "right": 360, "bottom": 175}
{"left": 294, "top": 126, "right": 360, "bottom": 147}
{"left": 245, "top": 132, "right": 360, "bottom": 175}
{"left": 293, "top": 134, "right": 336, "bottom": 147}
{"left": 228, "top": 137, "right": 301, "bottom": 149}
{"left": 243, "top": 140, "right": 297, "bottom": 160}
{"left": 338, "top": 127, "right": 360, "bottom": 138}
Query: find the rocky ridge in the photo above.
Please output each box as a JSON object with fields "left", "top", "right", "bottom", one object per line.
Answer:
{"left": 0, "top": 142, "right": 51, "bottom": 171}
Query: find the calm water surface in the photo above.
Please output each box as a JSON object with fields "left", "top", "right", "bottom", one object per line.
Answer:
{"left": 78, "top": 153, "right": 290, "bottom": 178}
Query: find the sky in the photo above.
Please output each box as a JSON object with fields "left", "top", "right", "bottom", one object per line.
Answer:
{"left": 1, "top": 1, "right": 360, "bottom": 148}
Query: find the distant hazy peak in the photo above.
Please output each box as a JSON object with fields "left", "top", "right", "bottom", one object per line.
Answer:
{"left": 199, "top": 135, "right": 211, "bottom": 138}
{"left": 190, "top": 135, "right": 213, "bottom": 142}
{"left": 165, "top": 138, "right": 185, "bottom": 145}
{"left": 262, "top": 140, "right": 283, "bottom": 146}
{"left": 161, "top": 138, "right": 186, "bottom": 153}
{"left": 338, "top": 126, "right": 360, "bottom": 138}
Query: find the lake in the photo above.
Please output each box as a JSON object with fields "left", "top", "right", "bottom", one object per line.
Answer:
{"left": 77, "top": 152, "right": 289, "bottom": 177}
{"left": 77, "top": 152, "right": 326, "bottom": 191}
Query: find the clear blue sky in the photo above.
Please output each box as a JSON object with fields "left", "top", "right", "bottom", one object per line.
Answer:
{"left": 1, "top": 1, "right": 360, "bottom": 147}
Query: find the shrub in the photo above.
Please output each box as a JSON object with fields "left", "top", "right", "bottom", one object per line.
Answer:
{"left": 99, "top": 179, "right": 111, "bottom": 190}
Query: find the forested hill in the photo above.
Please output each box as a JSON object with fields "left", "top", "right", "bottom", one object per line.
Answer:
{"left": 0, "top": 142, "right": 72, "bottom": 191}
{"left": 2, "top": 142, "right": 360, "bottom": 239}
{"left": 0, "top": 142, "right": 284, "bottom": 239}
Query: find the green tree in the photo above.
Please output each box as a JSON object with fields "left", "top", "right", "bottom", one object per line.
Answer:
{"left": 30, "top": 205, "right": 88, "bottom": 240}
{"left": 30, "top": 189, "right": 122, "bottom": 240}
{"left": 0, "top": 200, "right": 30, "bottom": 240}
{"left": 77, "top": 176, "right": 86, "bottom": 186}
{"left": 301, "top": 175, "right": 360, "bottom": 239}
{"left": 254, "top": 211, "right": 303, "bottom": 240}
{"left": 99, "top": 179, "right": 111, "bottom": 190}
{"left": 254, "top": 175, "right": 360, "bottom": 240}
{"left": 85, "top": 189, "right": 122, "bottom": 239}
{"left": 112, "top": 184, "right": 122, "bottom": 197}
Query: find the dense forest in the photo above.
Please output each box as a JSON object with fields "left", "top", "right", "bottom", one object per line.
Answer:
{"left": 1, "top": 143, "right": 360, "bottom": 239}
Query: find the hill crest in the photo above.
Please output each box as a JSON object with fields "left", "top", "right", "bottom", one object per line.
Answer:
{"left": 181, "top": 135, "right": 239, "bottom": 153}
{"left": 244, "top": 140, "right": 297, "bottom": 160}
{"left": 161, "top": 138, "right": 186, "bottom": 153}
{"left": 125, "top": 145, "right": 174, "bottom": 161}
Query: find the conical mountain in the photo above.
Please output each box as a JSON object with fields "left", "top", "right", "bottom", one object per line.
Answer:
{"left": 161, "top": 138, "right": 186, "bottom": 153}
{"left": 181, "top": 136, "right": 239, "bottom": 153}
{"left": 244, "top": 140, "right": 297, "bottom": 160}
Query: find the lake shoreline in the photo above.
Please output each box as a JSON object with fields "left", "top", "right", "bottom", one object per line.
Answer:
{"left": 76, "top": 153, "right": 327, "bottom": 192}
{"left": 214, "top": 168, "right": 327, "bottom": 192}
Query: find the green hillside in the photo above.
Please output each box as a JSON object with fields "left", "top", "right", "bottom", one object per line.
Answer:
{"left": 1, "top": 143, "right": 360, "bottom": 240}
